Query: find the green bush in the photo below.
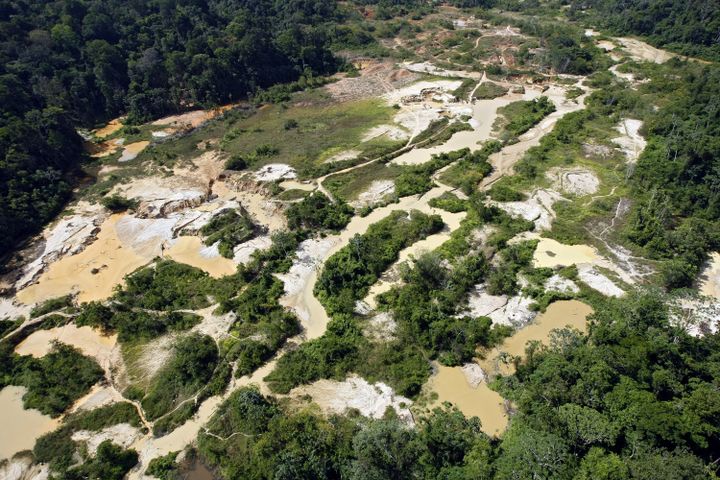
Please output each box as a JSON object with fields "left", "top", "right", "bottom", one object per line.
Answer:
{"left": 101, "top": 195, "right": 138, "bottom": 212}
{"left": 473, "top": 82, "right": 508, "bottom": 99}
{"left": 224, "top": 155, "right": 247, "bottom": 170}
{"left": 286, "top": 192, "right": 353, "bottom": 232}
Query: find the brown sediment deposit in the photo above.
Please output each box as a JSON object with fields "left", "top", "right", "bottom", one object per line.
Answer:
{"left": 16, "top": 214, "right": 150, "bottom": 305}
{"left": 15, "top": 324, "right": 117, "bottom": 366}
{"left": 93, "top": 118, "right": 124, "bottom": 139}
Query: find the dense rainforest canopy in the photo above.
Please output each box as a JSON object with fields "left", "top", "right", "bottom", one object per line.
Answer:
{"left": 0, "top": 0, "right": 341, "bottom": 259}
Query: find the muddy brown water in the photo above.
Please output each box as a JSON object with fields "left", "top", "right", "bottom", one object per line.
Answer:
{"left": 428, "top": 300, "right": 593, "bottom": 436}
{"left": 0, "top": 386, "right": 59, "bottom": 461}
{"left": 479, "top": 300, "right": 593, "bottom": 377}
{"left": 427, "top": 365, "right": 509, "bottom": 437}
{"left": 532, "top": 237, "right": 600, "bottom": 269}
{"left": 165, "top": 237, "right": 237, "bottom": 278}
{"left": 16, "top": 214, "right": 150, "bottom": 305}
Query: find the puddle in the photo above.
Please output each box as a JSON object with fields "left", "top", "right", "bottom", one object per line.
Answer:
{"left": 533, "top": 237, "right": 600, "bottom": 268}
{"left": 426, "top": 364, "right": 508, "bottom": 437}
{"left": 16, "top": 214, "right": 151, "bottom": 305}
{"left": 164, "top": 237, "right": 237, "bottom": 278}
{"left": 183, "top": 459, "right": 215, "bottom": 480}
{"left": 0, "top": 386, "right": 59, "bottom": 461}
{"left": 119, "top": 141, "right": 150, "bottom": 162}
{"left": 479, "top": 300, "right": 593, "bottom": 377}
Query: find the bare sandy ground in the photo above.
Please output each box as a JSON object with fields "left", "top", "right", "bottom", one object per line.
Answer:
{"left": 291, "top": 376, "right": 414, "bottom": 424}
{"left": 613, "top": 118, "right": 646, "bottom": 164}
{"left": 72, "top": 423, "right": 144, "bottom": 454}
{"left": 15, "top": 324, "right": 117, "bottom": 366}
{"left": 546, "top": 167, "right": 600, "bottom": 196}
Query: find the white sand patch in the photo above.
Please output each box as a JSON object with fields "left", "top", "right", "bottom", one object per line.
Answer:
{"left": 403, "top": 62, "right": 479, "bottom": 79}
{"left": 615, "top": 37, "right": 674, "bottom": 63}
{"left": 233, "top": 235, "right": 273, "bottom": 264}
{"left": 352, "top": 180, "right": 396, "bottom": 208}
{"left": 292, "top": 376, "right": 413, "bottom": 424}
{"left": 382, "top": 80, "right": 463, "bottom": 105}
{"left": 488, "top": 295, "right": 536, "bottom": 327}
{"left": 392, "top": 108, "right": 445, "bottom": 139}
{"left": 115, "top": 216, "right": 177, "bottom": 258}
{"left": 463, "top": 285, "right": 508, "bottom": 318}
{"left": 151, "top": 130, "right": 171, "bottom": 138}
{"left": 577, "top": 264, "right": 625, "bottom": 297}
{"left": 254, "top": 164, "right": 297, "bottom": 182}
{"left": 191, "top": 306, "right": 236, "bottom": 343}
{"left": 362, "top": 124, "right": 410, "bottom": 141}
{"left": 0, "top": 299, "right": 31, "bottom": 322}
{"left": 278, "top": 238, "right": 339, "bottom": 299}
{"left": 609, "top": 64, "right": 637, "bottom": 83}
{"left": 111, "top": 175, "right": 209, "bottom": 218}
{"left": 492, "top": 189, "right": 565, "bottom": 231}
{"left": 70, "top": 385, "right": 126, "bottom": 414}
{"left": 698, "top": 252, "right": 720, "bottom": 299}
{"left": 72, "top": 424, "right": 144, "bottom": 454}
{"left": 613, "top": 119, "right": 646, "bottom": 164}
{"left": 671, "top": 296, "right": 720, "bottom": 337}
{"left": 323, "top": 149, "right": 361, "bottom": 164}
{"left": 546, "top": 168, "right": 600, "bottom": 196}
{"left": 544, "top": 274, "right": 580, "bottom": 294}
{"left": 365, "top": 312, "right": 397, "bottom": 341}
{"left": 461, "top": 363, "right": 487, "bottom": 388}
{"left": 14, "top": 202, "right": 106, "bottom": 290}
{"left": 597, "top": 40, "right": 617, "bottom": 52}
{"left": 0, "top": 454, "right": 49, "bottom": 480}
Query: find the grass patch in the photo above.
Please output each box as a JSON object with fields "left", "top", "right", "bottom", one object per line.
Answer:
{"left": 493, "top": 97, "right": 556, "bottom": 143}
{"left": 323, "top": 162, "right": 401, "bottom": 203}
{"left": 472, "top": 82, "right": 508, "bottom": 99}
{"left": 218, "top": 95, "right": 395, "bottom": 175}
